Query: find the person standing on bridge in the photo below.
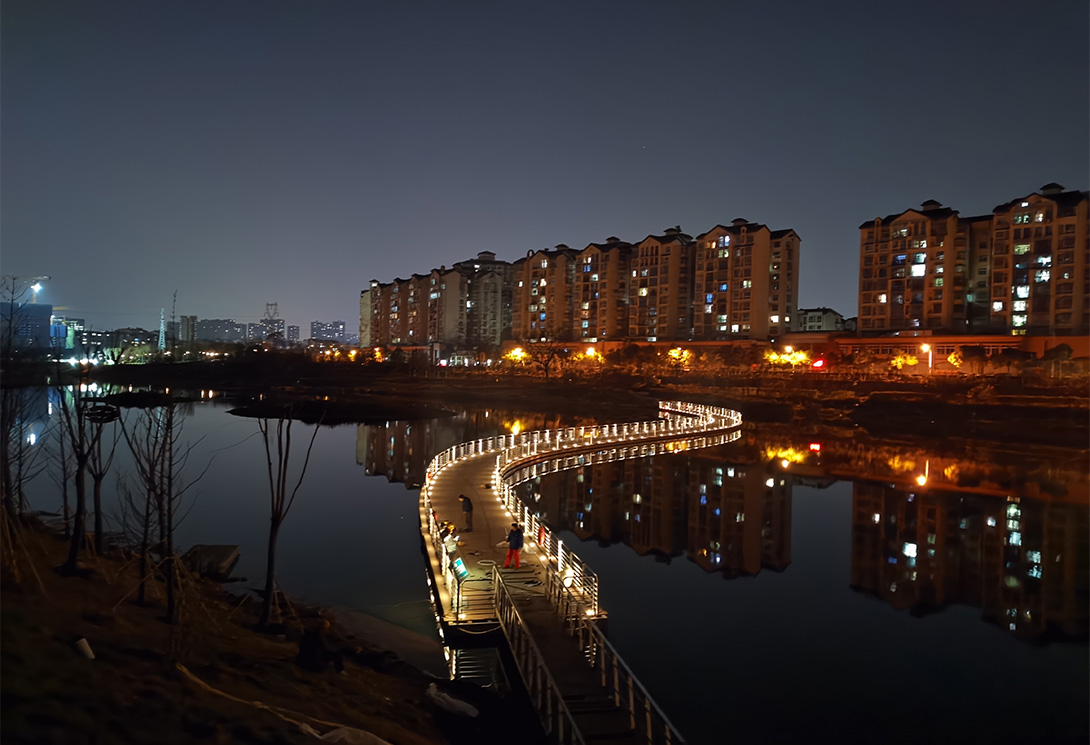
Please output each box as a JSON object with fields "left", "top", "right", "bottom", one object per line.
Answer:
{"left": 504, "top": 523, "right": 524, "bottom": 568}
{"left": 458, "top": 494, "right": 473, "bottom": 532}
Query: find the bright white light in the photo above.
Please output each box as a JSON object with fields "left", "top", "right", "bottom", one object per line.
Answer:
{"left": 903, "top": 542, "right": 918, "bottom": 558}
{"left": 765, "top": 478, "right": 774, "bottom": 487}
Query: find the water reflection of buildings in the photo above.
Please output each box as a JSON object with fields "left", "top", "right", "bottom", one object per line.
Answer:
{"left": 520, "top": 451, "right": 793, "bottom": 579}
{"left": 355, "top": 411, "right": 589, "bottom": 489}
{"left": 851, "top": 483, "right": 1089, "bottom": 641}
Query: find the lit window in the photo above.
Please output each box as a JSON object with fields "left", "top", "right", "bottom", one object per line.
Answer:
{"left": 540, "top": 259, "right": 548, "bottom": 268}
{"left": 911, "top": 265, "right": 926, "bottom": 277}
{"left": 1012, "top": 314, "right": 1027, "bottom": 327}
{"left": 717, "top": 314, "right": 727, "bottom": 323}
{"left": 1034, "top": 270, "right": 1050, "bottom": 283}
{"left": 1014, "top": 243, "right": 1030, "bottom": 255}
{"left": 639, "top": 287, "right": 648, "bottom": 297}
{"left": 1015, "top": 285, "right": 1029, "bottom": 299}
{"left": 992, "top": 301, "right": 1004, "bottom": 312}
{"left": 730, "top": 324, "right": 739, "bottom": 333}
{"left": 718, "top": 248, "right": 729, "bottom": 258}
{"left": 878, "top": 293, "right": 887, "bottom": 304}
{"left": 718, "top": 235, "right": 730, "bottom": 247}
{"left": 591, "top": 273, "right": 599, "bottom": 281}
{"left": 719, "top": 283, "right": 728, "bottom": 291}
{"left": 704, "top": 304, "right": 713, "bottom": 313}
{"left": 1036, "top": 256, "right": 1051, "bottom": 267}
{"left": 934, "top": 278, "right": 944, "bottom": 287}
{"left": 1013, "top": 300, "right": 1026, "bottom": 311}
{"left": 742, "top": 280, "right": 752, "bottom": 289}
{"left": 770, "top": 315, "right": 780, "bottom": 323}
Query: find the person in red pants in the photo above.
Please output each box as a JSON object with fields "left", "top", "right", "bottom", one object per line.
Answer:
{"left": 503, "top": 523, "right": 524, "bottom": 568}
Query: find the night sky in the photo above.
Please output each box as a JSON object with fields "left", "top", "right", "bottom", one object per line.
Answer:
{"left": 3, "top": 1, "right": 1087, "bottom": 333}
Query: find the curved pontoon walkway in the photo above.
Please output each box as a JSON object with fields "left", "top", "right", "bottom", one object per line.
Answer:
{"left": 419, "top": 401, "right": 742, "bottom": 745}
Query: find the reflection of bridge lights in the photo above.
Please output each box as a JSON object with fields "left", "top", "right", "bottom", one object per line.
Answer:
{"left": 916, "top": 475, "right": 927, "bottom": 486}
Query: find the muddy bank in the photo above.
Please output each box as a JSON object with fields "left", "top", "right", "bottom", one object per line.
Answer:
{"left": 0, "top": 519, "right": 543, "bottom": 745}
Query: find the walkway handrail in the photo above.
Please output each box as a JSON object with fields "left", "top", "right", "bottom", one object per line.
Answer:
{"left": 494, "top": 571, "right": 587, "bottom": 745}
{"left": 420, "top": 402, "right": 743, "bottom": 621}
{"left": 573, "top": 616, "right": 685, "bottom": 745}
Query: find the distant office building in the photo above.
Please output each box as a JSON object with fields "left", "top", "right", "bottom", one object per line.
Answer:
{"left": 251, "top": 317, "right": 285, "bottom": 341}
{"left": 287, "top": 325, "right": 300, "bottom": 343}
{"left": 310, "top": 320, "right": 346, "bottom": 342}
{"left": 858, "top": 183, "right": 1089, "bottom": 336}
{"left": 0, "top": 303, "right": 54, "bottom": 350}
{"left": 180, "top": 315, "right": 197, "bottom": 343}
{"left": 794, "top": 307, "right": 846, "bottom": 332}
{"left": 195, "top": 319, "right": 247, "bottom": 342}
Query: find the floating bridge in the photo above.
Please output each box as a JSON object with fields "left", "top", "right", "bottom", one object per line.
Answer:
{"left": 419, "top": 401, "right": 742, "bottom": 744}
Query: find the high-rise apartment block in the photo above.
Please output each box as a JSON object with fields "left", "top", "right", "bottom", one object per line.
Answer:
{"left": 859, "top": 184, "right": 1088, "bottom": 336}
{"left": 364, "top": 218, "right": 801, "bottom": 351}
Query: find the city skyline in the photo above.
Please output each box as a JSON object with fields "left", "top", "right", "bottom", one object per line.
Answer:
{"left": 3, "top": 1, "right": 1087, "bottom": 330}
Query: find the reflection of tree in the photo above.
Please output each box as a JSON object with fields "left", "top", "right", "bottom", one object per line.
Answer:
{"left": 257, "top": 405, "right": 322, "bottom": 628}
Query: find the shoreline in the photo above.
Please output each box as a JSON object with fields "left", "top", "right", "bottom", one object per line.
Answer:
{"left": 0, "top": 518, "right": 531, "bottom": 745}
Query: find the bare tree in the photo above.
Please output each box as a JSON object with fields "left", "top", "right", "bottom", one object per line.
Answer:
{"left": 257, "top": 404, "right": 322, "bottom": 628}
{"left": 55, "top": 373, "right": 106, "bottom": 574}
{"left": 521, "top": 323, "right": 573, "bottom": 380}
{"left": 86, "top": 400, "right": 121, "bottom": 554}
{"left": 119, "top": 395, "right": 206, "bottom": 621}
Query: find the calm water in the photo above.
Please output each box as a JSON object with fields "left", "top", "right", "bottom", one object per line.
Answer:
{"left": 19, "top": 394, "right": 1089, "bottom": 744}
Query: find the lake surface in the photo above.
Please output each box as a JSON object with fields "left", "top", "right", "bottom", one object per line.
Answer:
{"left": 19, "top": 393, "right": 1089, "bottom": 744}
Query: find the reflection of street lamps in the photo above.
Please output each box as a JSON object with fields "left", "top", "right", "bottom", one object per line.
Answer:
{"left": 920, "top": 343, "right": 933, "bottom": 374}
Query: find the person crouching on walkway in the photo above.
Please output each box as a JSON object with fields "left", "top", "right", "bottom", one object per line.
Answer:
{"left": 504, "top": 523, "right": 524, "bottom": 568}
{"left": 458, "top": 494, "right": 473, "bottom": 532}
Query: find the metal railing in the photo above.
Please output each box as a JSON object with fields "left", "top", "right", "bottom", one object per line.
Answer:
{"left": 420, "top": 401, "right": 742, "bottom": 622}
{"left": 494, "top": 571, "right": 586, "bottom": 745}
{"left": 572, "top": 612, "right": 684, "bottom": 745}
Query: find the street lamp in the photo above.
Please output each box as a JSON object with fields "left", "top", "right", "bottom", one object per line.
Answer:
{"left": 920, "top": 343, "right": 933, "bottom": 374}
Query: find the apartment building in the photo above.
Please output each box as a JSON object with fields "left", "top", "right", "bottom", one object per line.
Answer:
{"left": 366, "top": 218, "right": 801, "bottom": 348}
{"left": 425, "top": 268, "right": 467, "bottom": 346}
{"left": 510, "top": 246, "right": 577, "bottom": 340}
{"left": 693, "top": 220, "right": 800, "bottom": 340}
{"left": 628, "top": 227, "right": 694, "bottom": 342}
{"left": 452, "top": 251, "right": 513, "bottom": 348}
{"left": 988, "top": 183, "right": 1088, "bottom": 336}
{"left": 574, "top": 237, "right": 633, "bottom": 342}
{"left": 859, "top": 184, "right": 1088, "bottom": 336}
{"left": 795, "top": 307, "right": 846, "bottom": 332}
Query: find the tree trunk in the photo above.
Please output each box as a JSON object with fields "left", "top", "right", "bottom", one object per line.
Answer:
{"left": 259, "top": 519, "right": 282, "bottom": 628}
{"left": 93, "top": 476, "right": 104, "bottom": 555}
{"left": 65, "top": 466, "right": 86, "bottom": 572}
{"left": 137, "top": 490, "right": 152, "bottom": 606}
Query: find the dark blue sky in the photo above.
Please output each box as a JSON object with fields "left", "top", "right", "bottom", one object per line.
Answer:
{"left": 3, "top": 1, "right": 1087, "bottom": 332}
